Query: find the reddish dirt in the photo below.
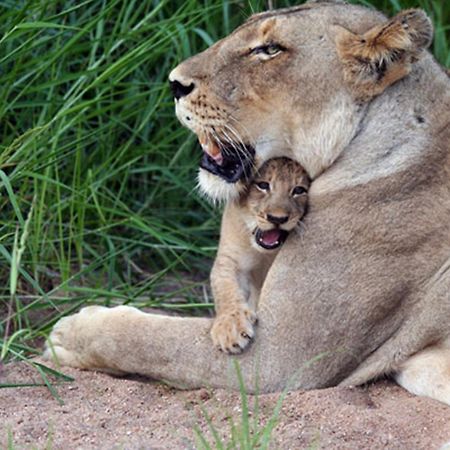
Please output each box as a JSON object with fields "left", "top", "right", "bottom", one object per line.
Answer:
{"left": 1, "top": 361, "right": 450, "bottom": 449}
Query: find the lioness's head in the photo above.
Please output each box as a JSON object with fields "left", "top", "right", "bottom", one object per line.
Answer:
{"left": 242, "top": 157, "right": 310, "bottom": 251}
{"left": 169, "top": 0, "right": 432, "bottom": 201}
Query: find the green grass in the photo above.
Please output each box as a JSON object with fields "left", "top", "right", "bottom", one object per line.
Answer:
{"left": 193, "top": 357, "right": 327, "bottom": 449}
{"left": 0, "top": 0, "right": 449, "bottom": 366}
{"left": 194, "top": 361, "right": 286, "bottom": 450}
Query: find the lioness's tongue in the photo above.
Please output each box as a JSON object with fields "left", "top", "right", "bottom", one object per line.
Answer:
{"left": 260, "top": 229, "right": 281, "bottom": 246}
{"left": 199, "top": 134, "right": 223, "bottom": 165}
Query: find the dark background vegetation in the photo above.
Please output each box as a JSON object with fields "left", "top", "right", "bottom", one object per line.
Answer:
{"left": 0, "top": 0, "right": 448, "bottom": 363}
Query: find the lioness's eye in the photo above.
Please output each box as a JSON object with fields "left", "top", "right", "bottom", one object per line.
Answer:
{"left": 265, "top": 44, "right": 281, "bottom": 55}
{"left": 251, "top": 43, "right": 283, "bottom": 57}
{"left": 256, "top": 181, "right": 270, "bottom": 192}
{"left": 292, "top": 186, "right": 307, "bottom": 196}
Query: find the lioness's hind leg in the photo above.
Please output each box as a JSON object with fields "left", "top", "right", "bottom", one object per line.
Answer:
{"left": 395, "top": 339, "right": 450, "bottom": 406}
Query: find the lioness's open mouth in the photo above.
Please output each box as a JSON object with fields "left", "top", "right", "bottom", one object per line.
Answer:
{"left": 255, "top": 228, "right": 289, "bottom": 250}
{"left": 198, "top": 134, "right": 254, "bottom": 183}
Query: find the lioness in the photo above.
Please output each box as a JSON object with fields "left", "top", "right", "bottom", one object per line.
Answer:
{"left": 44, "top": 1, "right": 450, "bottom": 405}
{"left": 211, "top": 157, "right": 309, "bottom": 353}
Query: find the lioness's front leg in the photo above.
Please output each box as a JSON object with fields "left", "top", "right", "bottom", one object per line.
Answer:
{"left": 210, "top": 255, "right": 257, "bottom": 354}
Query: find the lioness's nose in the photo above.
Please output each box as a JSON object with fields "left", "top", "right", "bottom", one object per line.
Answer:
{"left": 169, "top": 79, "right": 195, "bottom": 100}
{"left": 267, "top": 214, "right": 289, "bottom": 225}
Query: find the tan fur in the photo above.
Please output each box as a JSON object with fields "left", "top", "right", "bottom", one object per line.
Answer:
{"left": 335, "top": 9, "right": 433, "bottom": 101}
{"left": 210, "top": 158, "right": 309, "bottom": 353}
{"left": 44, "top": 2, "right": 450, "bottom": 405}
{"left": 395, "top": 337, "right": 450, "bottom": 404}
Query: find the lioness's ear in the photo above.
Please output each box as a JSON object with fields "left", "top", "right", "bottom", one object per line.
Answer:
{"left": 335, "top": 9, "right": 433, "bottom": 100}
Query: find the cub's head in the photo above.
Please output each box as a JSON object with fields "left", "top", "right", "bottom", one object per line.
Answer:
{"left": 241, "top": 157, "right": 310, "bottom": 251}
{"left": 169, "top": 1, "right": 433, "bottom": 202}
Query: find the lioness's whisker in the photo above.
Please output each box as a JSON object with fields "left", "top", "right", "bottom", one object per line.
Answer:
{"left": 223, "top": 123, "right": 257, "bottom": 172}
{"left": 225, "top": 116, "right": 254, "bottom": 147}
{"left": 209, "top": 125, "right": 256, "bottom": 182}
{"left": 220, "top": 129, "right": 241, "bottom": 155}
{"left": 224, "top": 123, "right": 258, "bottom": 172}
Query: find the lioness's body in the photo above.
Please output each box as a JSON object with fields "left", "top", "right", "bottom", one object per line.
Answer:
{"left": 45, "top": 2, "right": 450, "bottom": 404}
{"left": 211, "top": 158, "right": 309, "bottom": 354}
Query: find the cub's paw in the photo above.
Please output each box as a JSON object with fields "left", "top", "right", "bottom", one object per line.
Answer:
{"left": 211, "top": 306, "right": 257, "bottom": 354}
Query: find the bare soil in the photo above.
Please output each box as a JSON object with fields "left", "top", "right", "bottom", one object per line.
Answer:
{"left": 1, "top": 361, "right": 450, "bottom": 449}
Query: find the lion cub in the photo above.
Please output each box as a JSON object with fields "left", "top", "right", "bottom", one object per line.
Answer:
{"left": 210, "top": 157, "right": 310, "bottom": 353}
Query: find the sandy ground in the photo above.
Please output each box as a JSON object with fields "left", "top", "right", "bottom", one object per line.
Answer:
{"left": 1, "top": 361, "right": 450, "bottom": 450}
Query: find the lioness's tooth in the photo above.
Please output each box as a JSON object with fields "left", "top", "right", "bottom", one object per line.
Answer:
{"left": 199, "top": 136, "right": 223, "bottom": 165}
{"left": 209, "top": 140, "right": 223, "bottom": 165}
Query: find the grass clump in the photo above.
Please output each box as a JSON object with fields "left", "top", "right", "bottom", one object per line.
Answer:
{"left": 193, "top": 361, "right": 286, "bottom": 450}
{"left": 0, "top": 0, "right": 448, "bottom": 366}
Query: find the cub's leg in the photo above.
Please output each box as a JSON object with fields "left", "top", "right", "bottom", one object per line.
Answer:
{"left": 210, "top": 253, "right": 257, "bottom": 354}
{"left": 209, "top": 203, "right": 259, "bottom": 354}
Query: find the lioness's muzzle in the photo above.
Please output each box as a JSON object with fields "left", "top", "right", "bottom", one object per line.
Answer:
{"left": 199, "top": 147, "right": 254, "bottom": 183}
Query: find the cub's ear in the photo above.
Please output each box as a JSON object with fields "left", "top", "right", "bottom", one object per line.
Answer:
{"left": 335, "top": 9, "right": 433, "bottom": 100}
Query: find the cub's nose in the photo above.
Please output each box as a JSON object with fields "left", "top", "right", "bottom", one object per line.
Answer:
{"left": 267, "top": 214, "right": 289, "bottom": 225}
{"left": 169, "top": 80, "right": 195, "bottom": 100}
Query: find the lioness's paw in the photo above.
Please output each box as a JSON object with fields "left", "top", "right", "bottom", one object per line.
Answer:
{"left": 43, "top": 305, "right": 108, "bottom": 369}
{"left": 211, "top": 306, "right": 257, "bottom": 354}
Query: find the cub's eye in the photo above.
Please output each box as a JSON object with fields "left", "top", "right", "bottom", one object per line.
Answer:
{"left": 292, "top": 186, "right": 307, "bottom": 197}
{"left": 251, "top": 43, "right": 284, "bottom": 58}
{"left": 255, "top": 181, "right": 270, "bottom": 192}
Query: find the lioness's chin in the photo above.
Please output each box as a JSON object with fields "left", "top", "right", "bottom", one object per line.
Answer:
{"left": 197, "top": 168, "right": 245, "bottom": 203}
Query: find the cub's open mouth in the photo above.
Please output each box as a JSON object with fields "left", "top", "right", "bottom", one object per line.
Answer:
{"left": 255, "top": 228, "right": 289, "bottom": 250}
{"left": 198, "top": 134, "right": 254, "bottom": 183}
